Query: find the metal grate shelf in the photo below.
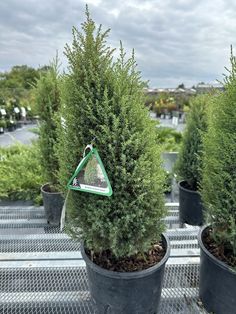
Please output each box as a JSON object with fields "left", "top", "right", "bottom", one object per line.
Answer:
{"left": 0, "top": 264, "right": 204, "bottom": 314}
{"left": 0, "top": 203, "right": 208, "bottom": 313}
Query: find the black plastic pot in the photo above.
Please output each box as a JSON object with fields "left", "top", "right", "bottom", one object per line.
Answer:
{"left": 7, "top": 125, "right": 15, "bottom": 132}
{"left": 178, "top": 180, "right": 204, "bottom": 225}
{"left": 81, "top": 234, "right": 170, "bottom": 314}
{"left": 16, "top": 122, "right": 22, "bottom": 128}
{"left": 41, "top": 183, "right": 64, "bottom": 225}
{"left": 198, "top": 226, "right": 236, "bottom": 314}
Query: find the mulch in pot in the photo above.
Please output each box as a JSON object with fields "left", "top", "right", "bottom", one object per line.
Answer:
{"left": 85, "top": 241, "right": 166, "bottom": 272}
{"left": 203, "top": 228, "right": 236, "bottom": 268}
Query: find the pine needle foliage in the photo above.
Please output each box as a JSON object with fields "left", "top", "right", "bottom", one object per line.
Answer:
{"left": 57, "top": 8, "right": 166, "bottom": 258}
{"left": 175, "top": 95, "right": 208, "bottom": 190}
{"left": 34, "top": 57, "right": 61, "bottom": 187}
{"left": 201, "top": 49, "right": 236, "bottom": 256}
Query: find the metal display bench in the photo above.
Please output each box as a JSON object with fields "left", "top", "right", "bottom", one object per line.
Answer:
{"left": 0, "top": 203, "right": 208, "bottom": 313}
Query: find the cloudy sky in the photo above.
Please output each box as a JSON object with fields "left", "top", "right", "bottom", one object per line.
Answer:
{"left": 0, "top": 0, "right": 235, "bottom": 87}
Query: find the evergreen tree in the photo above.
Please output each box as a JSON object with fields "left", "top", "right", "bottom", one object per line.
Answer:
{"left": 34, "top": 56, "right": 61, "bottom": 188}
{"left": 57, "top": 9, "right": 166, "bottom": 258}
{"left": 201, "top": 50, "right": 236, "bottom": 256}
{"left": 175, "top": 95, "right": 208, "bottom": 190}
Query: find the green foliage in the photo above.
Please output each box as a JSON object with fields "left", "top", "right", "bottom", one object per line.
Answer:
{"left": 175, "top": 95, "right": 208, "bottom": 190}
{"left": 0, "top": 120, "right": 6, "bottom": 128}
{"left": 57, "top": 9, "right": 166, "bottom": 258}
{"left": 33, "top": 57, "right": 61, "bottom": 186}
{"left": 28, "top": 127, "right": 39, "bottom": 135}
{"left": 164, "top": 171, "right": 172, "bottom": 193}
{"left": 174, "top": 93, "right": 191, "bottom": 111}
{"left": 156, "top": 127, "right": 182, "bottom": 152}
{"left": 84, "top": 156, "right": 99, "bottom": 185}
{"left": 0, "top": 65, "right": 39, "bottom": 90}
{"left": 6, "top": 119, "right": 16, "bottom": 129}
{"left": 201, "top": 50, "right": 236, "bottom": 256}
{"left": 0, "top": 143, "right": 43, "bottom": 204}
{"left": 144, "top": 93, "right": 158, "bottom": 108}
{"left": 0, "top": 65, "right": 51, "bottom": 119}
{"left": 153, "top": 94, "right": 177, "bottom": 116}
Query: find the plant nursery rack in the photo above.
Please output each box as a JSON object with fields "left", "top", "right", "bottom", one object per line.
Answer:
{"left": 0, "top": 203, "right": 208, "bottom": 313}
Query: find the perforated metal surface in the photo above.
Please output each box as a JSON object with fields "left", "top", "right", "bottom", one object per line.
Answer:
{"left": 0, "top": 237, "right": 80, "bottom": 252}
{"left": 0, "top": 204, "right": 208, "bottom": 313}
{"left": 160, "top": 264, "right": 206, "bottom": 314}
{"left": 0, "top": 264, "right": 205, "bottom": 314}
{"left": 0, "top": 207, "right": 45, "bottom": 220}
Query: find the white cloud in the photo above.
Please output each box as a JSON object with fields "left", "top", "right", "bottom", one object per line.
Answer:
{"left": 0, "top": 0, "right": 235, "bottom": 87}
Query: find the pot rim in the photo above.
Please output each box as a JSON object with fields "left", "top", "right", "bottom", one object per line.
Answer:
{"left": 178, "top": 180, "right": 199, "bottom": 195}
{"left": 81, "top": 233, "right": 170, "bottom": 279}
{"left": 41, "top": 183, "right": 62, "bottom": 195}
{"left": 198, "top": 225, "right": 236, "bottom": 274}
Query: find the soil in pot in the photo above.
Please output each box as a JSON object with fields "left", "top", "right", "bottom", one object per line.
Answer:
{"left": 42, "top": 184, "right": 60, "bottom": 193}
{"left": 86, "top": 241, "right": 166, "bottom": 272}
{"left": 203, "top": 227, "right": 236, "bottom": 268}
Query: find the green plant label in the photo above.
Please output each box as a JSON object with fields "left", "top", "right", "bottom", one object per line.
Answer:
{"left": 67, "top": 147, "right": 113, "bottom": 196}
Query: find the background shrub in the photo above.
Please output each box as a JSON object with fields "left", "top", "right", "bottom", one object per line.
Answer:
{"left": 156, "top": 126, "right": 182, "bottom": 152}
{"left": 33, "top": 57, "right": 61, "bottom": 187}
{"left": 175, "top": 95, "right": 208, "bottom": 190}
{"left": 0, "top": 143, "right": 43, "bottom": 204}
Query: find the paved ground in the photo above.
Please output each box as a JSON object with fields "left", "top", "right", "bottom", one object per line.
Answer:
{"left": 0, "top": 114, "right": 185, "bottom": 148}
{"left": 150, "top": 111, "right": 186, "bottom": 132}
{"left": 0, "top": 124, "right": 38, "bottom": 147}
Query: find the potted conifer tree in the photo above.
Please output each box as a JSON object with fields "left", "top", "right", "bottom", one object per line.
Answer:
{"left": 34, "top": 57, "right": 63, "bottom": 225}
{"left": 199, "top": 49, "right": 236, "bottom": 314}
{"left": 175, "top": 95, "right": 207, "bottom": 225}
{"left": 57, "top": 9, "right": 170, "bottom": 313}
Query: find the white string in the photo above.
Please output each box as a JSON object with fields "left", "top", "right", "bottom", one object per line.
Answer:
{"left": 60, "top": 190, "right": 70, "bottom": 231}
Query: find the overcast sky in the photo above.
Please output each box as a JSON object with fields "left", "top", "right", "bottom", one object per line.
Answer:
{"left": 0, "top": 0, "right": 235, "bottom": 87}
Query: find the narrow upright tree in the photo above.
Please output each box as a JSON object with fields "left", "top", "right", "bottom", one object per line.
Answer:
{"left": 175, "top": 94, "right": 208, "bottom": 190}
{"left": 202, "top": 50, "right": 236, "bottom": 257}
{"left": 34, "top": 57, "right": 61, "bottom": 189}
{"left": 57, "top": 9, "right": 166, "bottom": 259}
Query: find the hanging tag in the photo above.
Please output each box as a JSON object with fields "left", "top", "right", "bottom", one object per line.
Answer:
{"left": 67, "top": 147, "right": 113, "bottom": 196}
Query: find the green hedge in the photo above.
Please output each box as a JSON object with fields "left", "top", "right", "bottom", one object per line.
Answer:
{"left": 0, "top": 143, "right": 43, "bottom": 204}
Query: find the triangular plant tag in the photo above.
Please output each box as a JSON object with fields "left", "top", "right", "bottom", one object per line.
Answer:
{"left": 67, "top": 148, "right": 113, "bottom": 196}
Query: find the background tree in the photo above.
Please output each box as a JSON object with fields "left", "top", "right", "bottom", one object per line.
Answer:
{"left": 0, "top": 65, "right": 51, "bottom": 116}
{"left": 0, "top": 65, "right": 39, "bottom": 91}
{"left": 177, "top": 83, "right": 185, "bottom": 89}
{"left": 34, "top": 57, "right": 61, "bottom": 188}
{"left": 175, "top": 94, "right": 208, "bottom": 190}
